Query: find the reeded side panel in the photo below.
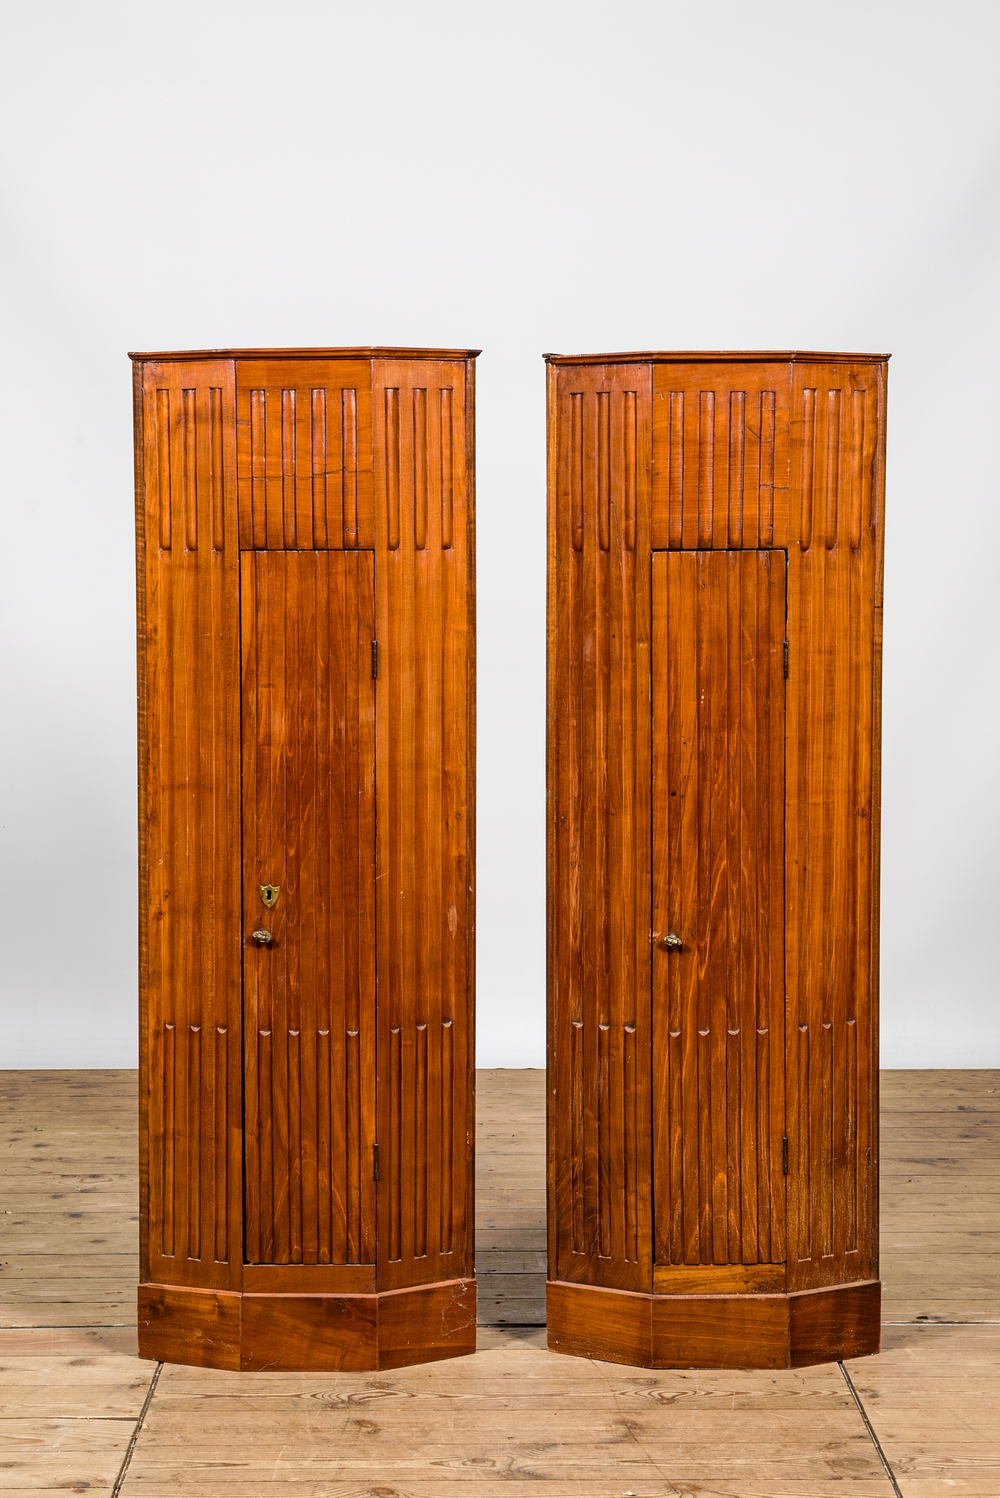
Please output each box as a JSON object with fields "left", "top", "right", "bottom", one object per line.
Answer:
{"left": 241, "top": 551, "right": 377, "bottom": 1269}
{"left": 785, "top": 362, "right": 884, "bottom": 1291}
{"left": 651, "top": 550, "right": 786, "bottom": 1269}
{"left": 651, "top": 364, "right": 791, "bottom": 549}
{"left": 236, "top": 360, "right": 373, "bottom": 549}
{"left": 373, "top": 360, "right": 474, "bottom": 1290}
{"left": 139, "top": 359, "right": 242, "bottom": 1289}
{"left": 548, "top": 362, "right": 654, "bottom": 1292}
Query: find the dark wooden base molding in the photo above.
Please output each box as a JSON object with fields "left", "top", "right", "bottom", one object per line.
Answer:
{"left": 138, "top": 1278, "right": 477, "bottom": 1371}
{"left": 546, "top": 1278, "right": 880, "bottom": 1369}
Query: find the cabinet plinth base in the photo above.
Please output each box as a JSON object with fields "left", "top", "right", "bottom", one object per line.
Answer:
{"left": 546, "top": 1278, "right": 880, "bottom": 1369}
{"left": 138, "top": 1278, "right": 477, "bottom": 1371}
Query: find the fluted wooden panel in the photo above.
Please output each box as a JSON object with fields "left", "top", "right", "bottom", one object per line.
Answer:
{"left": 139, "top": 360, "right": 242, "bottom": 1289}
{"left": 373, "top": 359, "right": 474, "bottom": 1290}
{"left": 548, "top": 362, "right": 654, "bottom": 1292}
{"left": 236, "top": 360, "right": 373, "bottom": 549}
{"left": 651, "top": 364, "right": 791, "bottom": 549}
{"left": 241, "top": 550, "right": 376, "bottom": 1268}
{"left": 785, "top": 362, "right": 884, "bottom": 1291}
{"left": 651, "top": 550, "right": 786, "bottom": 1269}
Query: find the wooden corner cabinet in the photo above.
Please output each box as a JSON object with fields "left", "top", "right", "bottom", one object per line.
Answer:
{"left": 545, "top": 350, "right": 887, "bottom": 1369}
{"left": 132, "top": 346, "right": 477, "bottom": 1371}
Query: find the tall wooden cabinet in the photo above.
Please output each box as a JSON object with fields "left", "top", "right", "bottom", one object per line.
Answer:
{"left": 132, "top": 347, "right": 477, "bottom": 1371}
{"left": 546, "top": 351, "right": 887, "bottom": 1368}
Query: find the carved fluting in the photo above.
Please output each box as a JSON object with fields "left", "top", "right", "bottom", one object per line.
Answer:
{"left": 651, "top": 550, "right": 786, "bottom": 1268}
{"left": 374, "top": 360, "right": 472, "bottom": 1291}
{"left": 385, "top": 387, "right": 400, "bottom": 549}
{"left": 562, "top": 377, "right": 644, "bottom": 555}
{"left": 341, "top": 388, "right": 359, "bottom": 546}
{"left": 794, "top": 368, "right": 877, "bottom": 552}
{"left": 241, "top": 550, "right": 376, "bottom": 1267}
{"left": 383, "top": 1018, "right": 463, "bottom": 1267}
{"left": 651, "top": 365, "right": 789, "bottom": 549}
{"left": 142, "top": 361, "right": 240, "bottom": 1291}
{"left": 785, "top": 362, "right": 883, "bottom": 1290}
{"left": 236, "top": 360, "right": 373, "bottom": 549}
{"left": 413, "top": 388, "right": 427, "bottom": 550}
{"left": 148, "top": 382, "right": 228, "bottom": 553}
{"left": 381, "top": 382, "right": 459, "bottom": 553}
{"left": 550, "top": 363, "right": 653, "bottom": 1292}
{"left": 439, "top": 388, "right": 454, "bottom": 549}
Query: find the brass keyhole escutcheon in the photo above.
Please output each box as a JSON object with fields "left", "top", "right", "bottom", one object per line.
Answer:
{"left": 259, "top": 884, "right": 280, "bottom": 909}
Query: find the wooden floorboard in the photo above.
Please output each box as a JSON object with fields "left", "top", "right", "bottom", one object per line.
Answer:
{"left": 0, "top": 1067, "right": 997, "bottom": 1495}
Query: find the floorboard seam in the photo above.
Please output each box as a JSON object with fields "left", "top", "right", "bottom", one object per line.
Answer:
{"left": 110, "top": 1360, "right": 161, "bottom": 1498}
{"left": 0, "top": 1323, "right": 137, "bottom": 1329}
{"left": 839, "top": 1361, "right": 904, "bottom": 1498}
{"left": 883, "top": 1319, "right": 999, "bottom": 1325}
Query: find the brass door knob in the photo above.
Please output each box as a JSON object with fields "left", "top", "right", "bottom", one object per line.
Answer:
{"left": 659, "top": 932, "right": 683, "bottom": 951}
{"left": 251, "top": 929, "right": 273, "bottom": 945}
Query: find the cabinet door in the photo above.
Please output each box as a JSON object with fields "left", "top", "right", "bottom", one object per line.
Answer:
{"left": 652, "top": 550, "right": 786, "bottom": 1274}
{"left": 241, "top": 550, "right": 377, "bottom": 1277}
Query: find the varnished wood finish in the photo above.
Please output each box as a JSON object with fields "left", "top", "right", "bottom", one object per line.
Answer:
{"left": 235, "top": 359, "right": 374, "bottom": 549}
{"left": 789, "top": 1278, "right": 883, "bottom": 1367}
{"left": 652, "top": 1262, "right": 787, "bottom": 1295}
{"left": 137, "top": 1284, "right": 241, "bottom": 1370}
{"left": 651, "top": 362, "right": 791, "bottom": 549}
{"left": 373, "top": 358, "right": 475, "bottom": 1294}
{"left": 133, "top": 347, "right": 477, "bottom": 1371}
{"left": 547, "top": 351, "right": 887, "bottom": 1367}
{"left": 240, "top": 1290, "right": 378, "bottom": 1372}
{"left": 241, "top": 550, "right": 376, "bottom": 1277}
{"left": 137, "top": 1277, "right": 474, "bottom": 1371}
{"left": 546, "top": 1277, "right": 881, "bottom": 1369}
{"left": 377, "top": 1278, "right": 478, "bottom": 1369}
{"left": 548, "top": 360, "right": 654, "bottom": 1294}
{"left": 785, "top": 360, "right": 884, "bottom": 1294}
{"left": 652, "top": 550, "right": 786, "bottom": 1270}
{"left": 138, "top": 359, "right": 243, "bottom": 1292}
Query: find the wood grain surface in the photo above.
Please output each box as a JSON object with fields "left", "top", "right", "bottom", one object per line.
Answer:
{"left": 372, "top": 358, "right": 475, "bottom": 1294}
{"left": 650, "top": 360, "right": 791, "bottom": 549}
{"left": 652, "top": 549, "right": 786, "bottom": 1271}
{"left": 547, "top": 360, "right": 654, "bottom": 1294}
{"left": 235, "top": 358, "right": 373, "bottom": 550}
{"left": 1, "top": 1068, "right": 998, "bottom": 1494}
{"left": 241, "top": 550, "right": 376, "bottom": 1276}
{"left": 138, "top": 359, "right": 243, "bottom": 1291}
{"left": 547, "top": 351, "right": 887, "bottom": 1364}
{"left": 133, "top": 349, "right": 477, "bottom": 1367}
{"left": 784, "top": 360, "right": 885, "bottom": 1294}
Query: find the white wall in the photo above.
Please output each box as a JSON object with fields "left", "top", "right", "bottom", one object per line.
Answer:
{"left": 1, "top": 1, "right": 998, "bottom": 1068}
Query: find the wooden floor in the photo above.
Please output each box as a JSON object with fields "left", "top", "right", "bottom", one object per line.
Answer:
{"left": 1, "top": 1069, "right": 997, "bottom": 1495}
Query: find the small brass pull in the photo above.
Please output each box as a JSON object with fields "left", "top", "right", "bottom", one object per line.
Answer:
{"left": 251, "top": 929, "right": 273, "bottom": 945}
{"left": 659, "top": 932, "right": 683, "bottom": 951}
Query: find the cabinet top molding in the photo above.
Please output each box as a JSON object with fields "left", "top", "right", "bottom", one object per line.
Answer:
{"left": 543, "top": 349, "right": 890, "bottom": 366}
{"left": 128, "top": 345, "right": 481, "bottom": 363}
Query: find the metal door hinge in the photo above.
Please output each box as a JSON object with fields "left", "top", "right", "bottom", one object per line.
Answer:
{"left": 373, "top": 1142, "right": 379, "bottom": 1181}
{"left": 371, "top": 641, "right": 379, "bottom": 679}
{"left": 782, "top": 641, "right": 789, "bottom": 679}
{"left": 782, "top": 1136, "right": 789, "bottom": 1175}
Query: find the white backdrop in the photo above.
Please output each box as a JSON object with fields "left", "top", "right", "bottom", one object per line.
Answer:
{"left": 1, "top": 1, "right": 998, "bottom": 1068}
